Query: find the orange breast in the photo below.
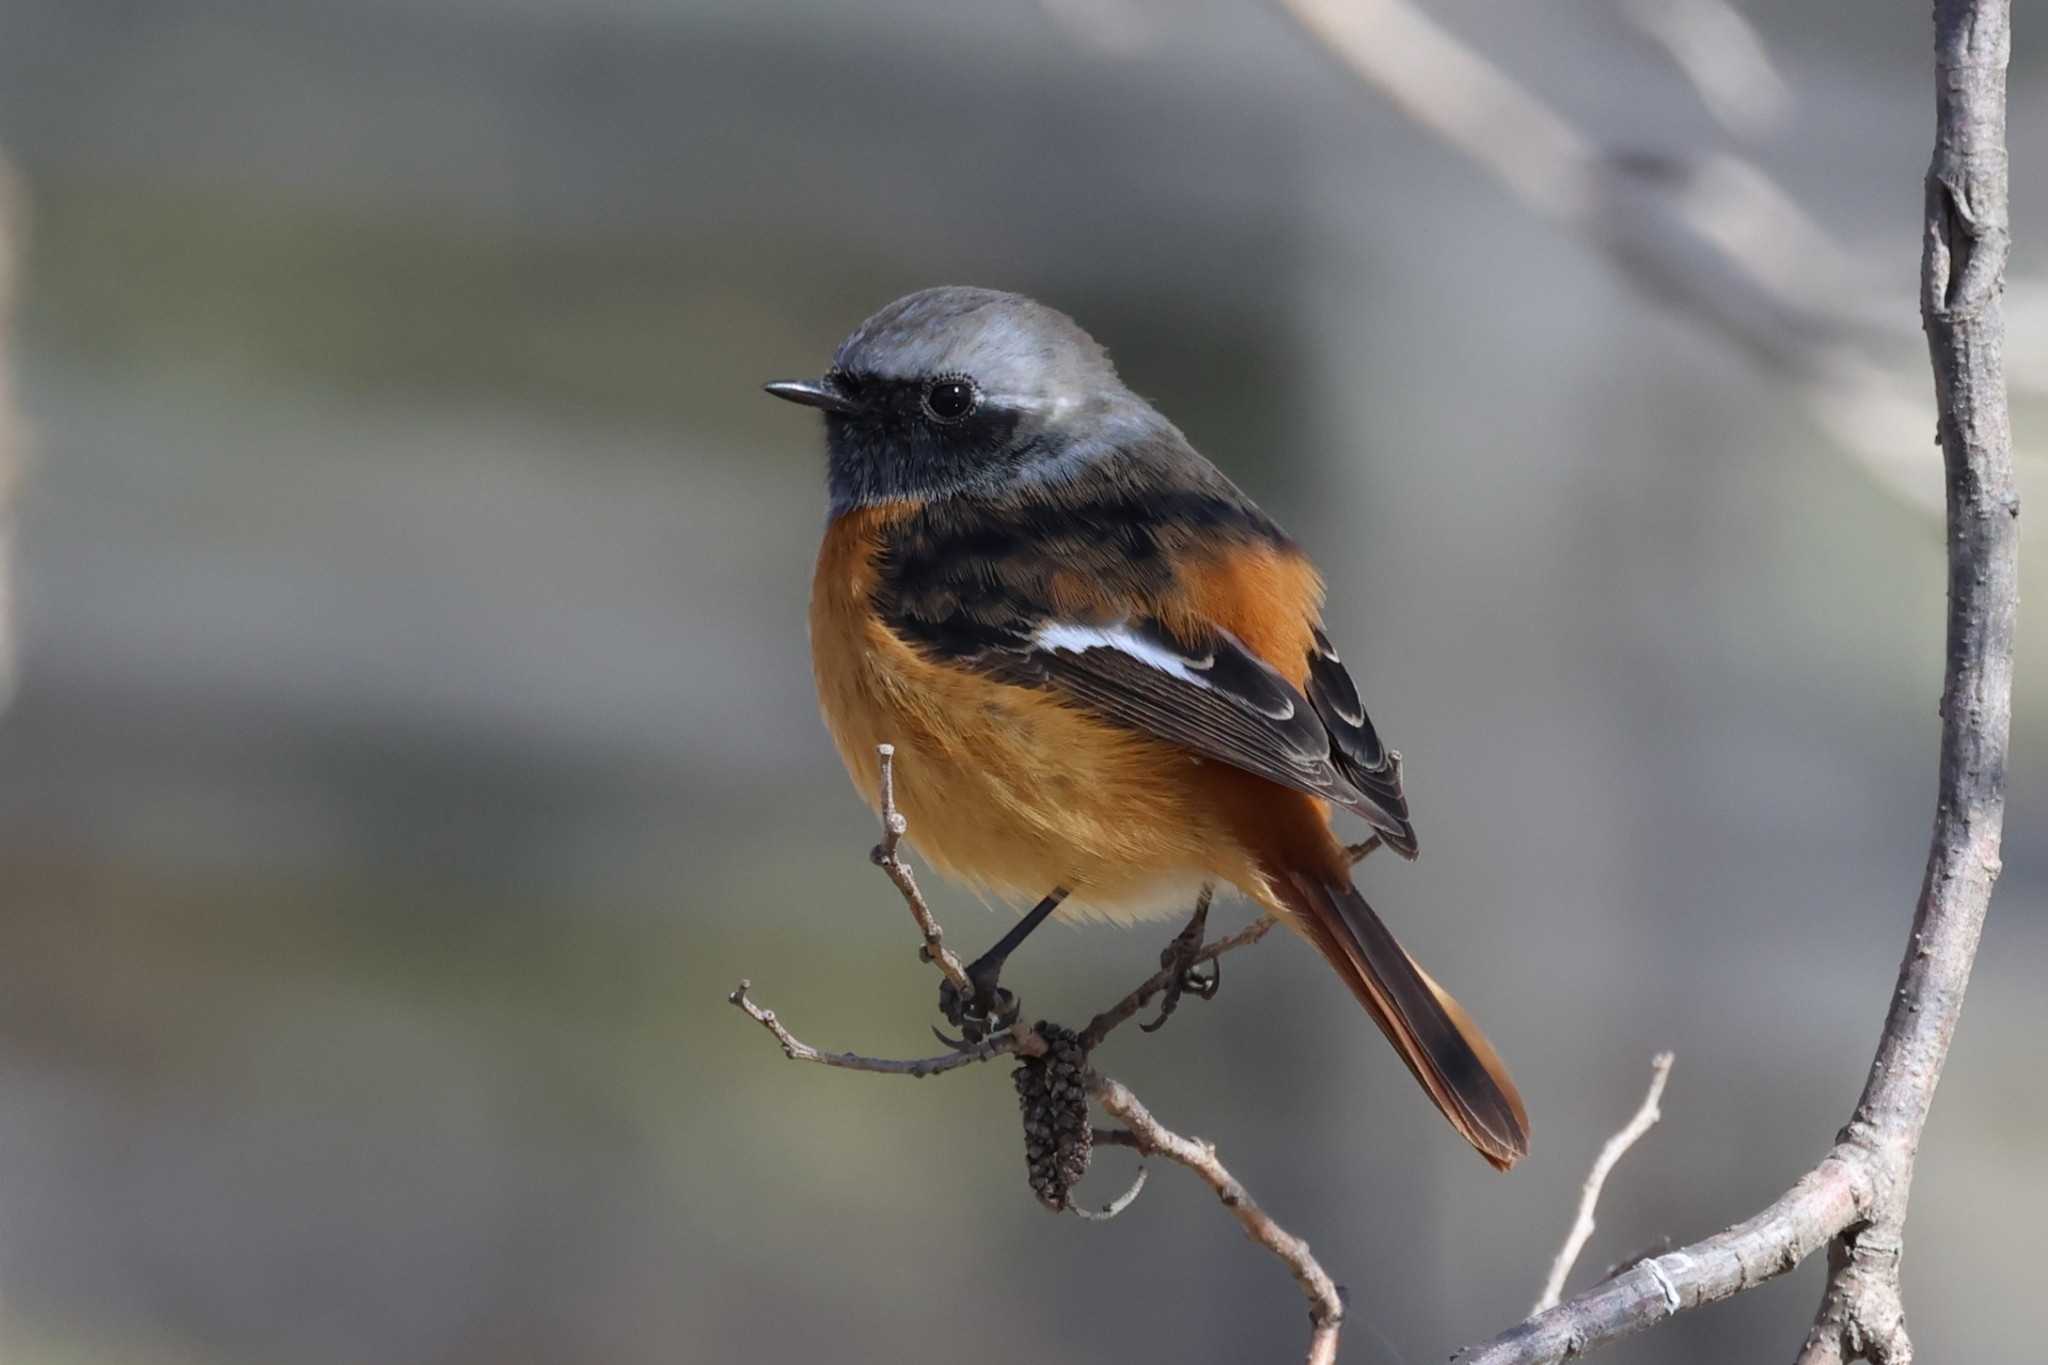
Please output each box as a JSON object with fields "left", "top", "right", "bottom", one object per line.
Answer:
{"left": 808, "top": 508, "right": 1355, "bottom": 927}
{"left": 809, "top": 506, "right": 1275, "bottom": 920}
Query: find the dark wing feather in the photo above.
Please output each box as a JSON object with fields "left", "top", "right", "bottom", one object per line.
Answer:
{"left": 973, "top": 616, "right": 1399, "bottom": 826}
{"left": 1304, "top": 626, "right": 1416, "bottom": 855}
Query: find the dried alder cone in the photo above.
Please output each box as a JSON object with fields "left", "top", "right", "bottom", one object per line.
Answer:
{"left": 1015, "top": 1021, "right": 1093, "bottom": 1210}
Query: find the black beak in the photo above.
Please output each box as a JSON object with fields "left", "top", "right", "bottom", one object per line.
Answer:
{"left": 763, "top": 378, "right": 861, "bottom": 415}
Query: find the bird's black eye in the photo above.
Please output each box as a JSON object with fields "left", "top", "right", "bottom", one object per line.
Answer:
{"left": 921, "top": 375, "right": 979, "bottom": 424}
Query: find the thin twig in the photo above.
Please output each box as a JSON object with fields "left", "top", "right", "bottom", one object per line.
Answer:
{"left": 1532, "top": 1053, "right": 1675, "bottom": 1313}
{"left": 1137, "top": 884, "right": 1218, "bottom": 1033}
{"left": 870, "top": 744, "right": 973, "bottom": 996}
{"left": 1081, "top": 914, "right": 1277, "bottom": 1048}
{"left": 1070, "top": 1165, "right": 1150, "bottom": 1222}
{"left": 1089, "top": 1073, "right": 1345, "bottom": 1365}
{"left": 728, "top": 980, "right": 1035, "bottom": 1076}
{"left": 732, "top": 730, "right": 1344, "bottom": 1358}
{"left": 1082, "top": 834, "right": 1385, "bottom": 1049}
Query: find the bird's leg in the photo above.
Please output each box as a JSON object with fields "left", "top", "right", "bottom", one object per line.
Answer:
{"left": 937, "top": 886, "right": 1069, "bottom": 1045}
{"left": 1140, "top": 884, "right": 1219, "bottom": 1034}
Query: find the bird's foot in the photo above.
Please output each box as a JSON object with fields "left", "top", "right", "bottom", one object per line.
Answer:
{"left": 1140, "top": 886, "right": 1219, "bottom": 1034}
{"left": 933, "top": 887, "right": 1069, "bottom": 1049}
{"left": 935, "top": 960, "right": 1021, "bottom": 1049}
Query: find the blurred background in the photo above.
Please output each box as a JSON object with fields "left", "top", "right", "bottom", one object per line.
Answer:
{"left": 0, "top": 2, "right": 2039, "bottom": 1362}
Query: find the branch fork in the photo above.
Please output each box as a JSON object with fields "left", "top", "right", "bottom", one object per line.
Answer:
{"left": 731, "top": 744, "right": 1343, "bottom": 1363}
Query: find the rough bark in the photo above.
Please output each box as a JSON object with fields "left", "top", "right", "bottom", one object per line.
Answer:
{"left": 1460, "top": 3, "right": 2015, "bottom": 1360}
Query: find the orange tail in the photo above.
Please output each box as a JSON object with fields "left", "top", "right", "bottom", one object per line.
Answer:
{"left": 1275, "top": 868, "right": 1530, "bottom": 1170}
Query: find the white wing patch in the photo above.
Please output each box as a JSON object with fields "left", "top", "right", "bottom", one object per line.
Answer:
{"left": 1030, "top": 620, "right": 1297, "bottom": 722}
{"left": 1032, "top": 622, "right": 1214, "bottom": 687}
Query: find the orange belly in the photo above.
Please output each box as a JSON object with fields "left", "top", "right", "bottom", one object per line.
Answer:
{"left": 809, "top": 506, "right": 1287, "bottom": 922}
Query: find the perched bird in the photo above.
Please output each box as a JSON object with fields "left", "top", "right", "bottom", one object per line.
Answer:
{"left": 766, "top": 287, "right": 1528, "bottom": 1169}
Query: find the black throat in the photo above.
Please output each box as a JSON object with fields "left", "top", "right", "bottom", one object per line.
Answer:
{"left": 823, "top": 376, "right": 1035, "bottom": 511}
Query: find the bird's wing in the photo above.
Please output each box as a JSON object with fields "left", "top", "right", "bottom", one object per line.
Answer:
{"left": 1302, "top": 624, "right": 1413, "bottom": 851}
{"left": 868, "top": 467, "right": 1415, "bottom": 853}
{"left": 895, "top": 603, "right": 1417, "bottom": 855}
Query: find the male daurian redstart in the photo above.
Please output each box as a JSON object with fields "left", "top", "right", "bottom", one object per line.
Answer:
{"left": 766, "top": 286, "right": 1529, "bottom": 1169}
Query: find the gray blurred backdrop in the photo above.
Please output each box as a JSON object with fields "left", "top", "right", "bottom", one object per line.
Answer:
{"left": 0, "top": 2, "right": 2041, "bottom": 1363}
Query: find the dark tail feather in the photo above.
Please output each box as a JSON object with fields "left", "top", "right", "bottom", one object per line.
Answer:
{"left": 1278, "top": 869, "right": 1530, "bottom": 1170}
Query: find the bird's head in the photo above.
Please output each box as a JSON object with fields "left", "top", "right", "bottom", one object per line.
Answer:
{"left": 765, "top": 286, "right": 1141, "bottom": 511}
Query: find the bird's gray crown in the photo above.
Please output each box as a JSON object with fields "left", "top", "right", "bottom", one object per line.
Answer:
{"left": 768, "top": 286, "right": 1193, "bottom": 513}
{"left": 832, "top": 286, "right": 1119, "bottom": 407}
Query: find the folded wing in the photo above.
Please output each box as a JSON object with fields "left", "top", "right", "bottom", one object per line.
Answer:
{"left": 937, "top": 612, "right": 1417, "bottom": 853}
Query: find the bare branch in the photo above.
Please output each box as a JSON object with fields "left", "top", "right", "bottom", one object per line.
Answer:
{"left": 1796, "top": 5, "right": 2015, "bottom": 1358}
{"left": 870, "top": 744, "right": 973, "bottom": 996}
{"left": 1089, "top": 1073, "right": 1345, "bottom": 1365}
{"left": 1081, "top": 834, "right": 1378, "bottom": 1048}
{"left": 1069, "top": 1165, "right": 1150, "bottom": 1222}
{"left": 1618, "top": 0, "right": 1791, "bottom": 140}
{"left": 1459, "top": 1155, "right": 1869, "bottom": 1364}
{"left": 1082, "top": 913, "right": 1277, "bottom": 1048}
{"left": 728, "top": 980, "right": 1034, "bottom": 1076}
{"left": 732, "top": 740, "right": 1334, "bottom": 1357}
{"left": 1278, "top": 0, "right": 1955, "bottom": 518}
{"left": 1456, "top": 2, "right": 2015, "bottom": 1359}
{"left": 1532, "top": 1053, "right": 1675, "bottom": 1314}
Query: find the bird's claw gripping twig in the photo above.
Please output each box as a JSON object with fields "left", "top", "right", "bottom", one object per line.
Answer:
{"left": 938, "top": 974, "right": 1021, "bottom": 1047}
{"left": 1140, "top": 886, "right": 1218, "bottom": 1033}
